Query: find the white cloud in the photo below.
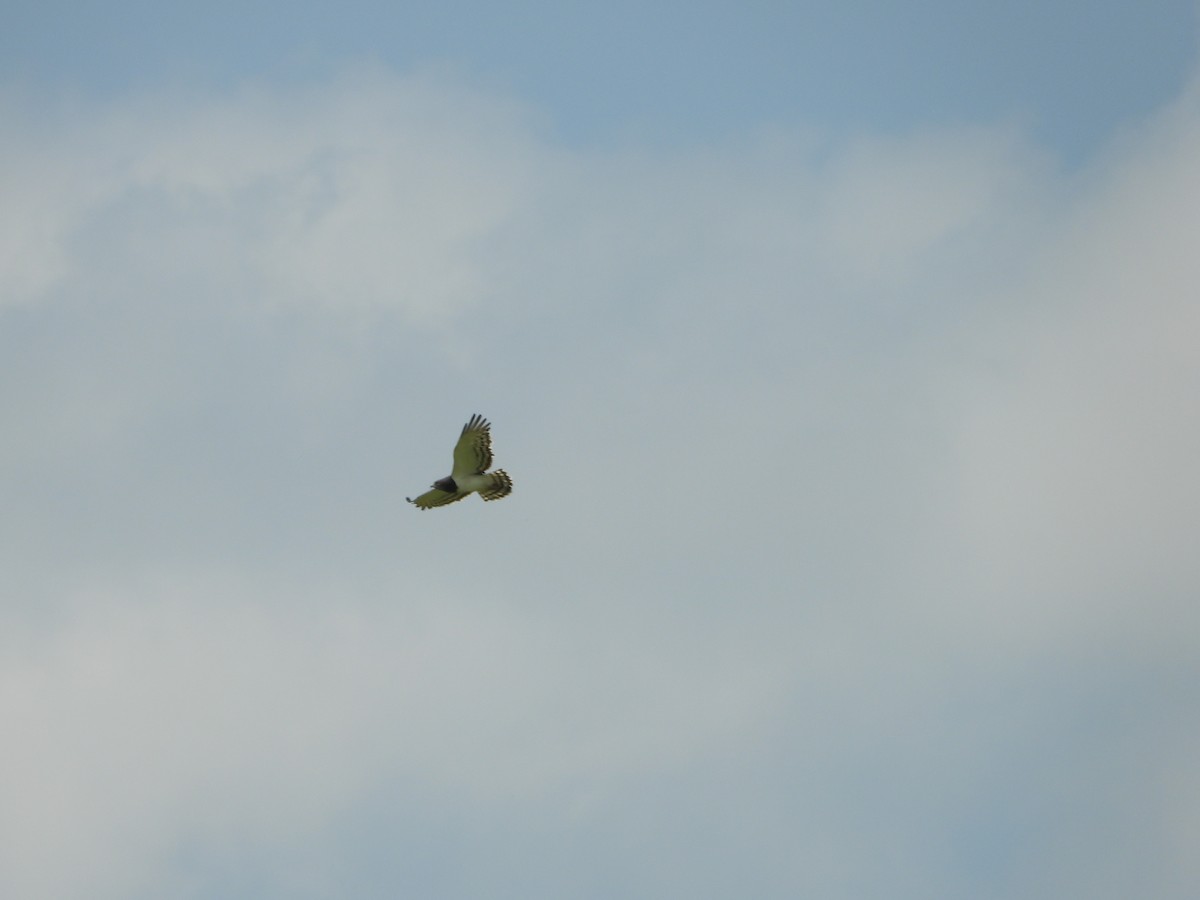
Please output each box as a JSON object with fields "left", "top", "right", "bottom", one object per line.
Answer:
{"left": 1, "top": 67, "right": 1198, "bottom": 899}
{"left": 818, "top": 123, "right": 1054, "bottom": 293}
{"left": 945, "top": 82, "right": 1200, "bottom": 656}
{"left": 0, "top": 66, "right": 541, "bottom": 323}
{"left": 0, "top": 569, "right": 788, "bottom": 899}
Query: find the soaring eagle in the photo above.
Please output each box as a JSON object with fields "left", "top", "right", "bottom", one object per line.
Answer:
{"left": 406, "top": 414, "right": 513, "bottom": 510}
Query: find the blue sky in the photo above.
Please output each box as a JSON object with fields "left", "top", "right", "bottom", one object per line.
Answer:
{"left": 2, "top": 3, "right": 1200, "bottom": 899}
{"left": 5, "top": 0, "right": 1197, "bottom": 155}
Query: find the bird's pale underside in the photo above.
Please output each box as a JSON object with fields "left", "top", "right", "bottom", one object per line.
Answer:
{"left": 406, "top": 414, "right": 513, "bottom": 510}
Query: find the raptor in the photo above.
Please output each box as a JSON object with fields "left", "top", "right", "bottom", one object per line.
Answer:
{"left": 406, "top": 414, "right": 513, "bottom": 510}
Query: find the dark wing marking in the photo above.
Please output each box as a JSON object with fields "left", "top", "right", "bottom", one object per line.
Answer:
{"left": 451, "top": 413, "right": 493, "bottom": 478}
{"left": 406, "top": 488, "right": 469, "bottom": 510}
{"left": 478, "top": 470, "right": 513, "bottom": 501}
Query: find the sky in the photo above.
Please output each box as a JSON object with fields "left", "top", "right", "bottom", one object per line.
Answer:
{"left": 2, "top": 2, "right": 1199, "bottom": 898}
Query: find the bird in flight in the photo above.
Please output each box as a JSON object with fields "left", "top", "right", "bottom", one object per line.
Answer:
{"left": 407, "top": 414, "right": 513, "bottom": 510}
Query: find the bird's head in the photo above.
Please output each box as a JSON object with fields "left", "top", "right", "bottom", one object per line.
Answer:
{"left": 433, "top": 476, "right": 457, "bottom": 492}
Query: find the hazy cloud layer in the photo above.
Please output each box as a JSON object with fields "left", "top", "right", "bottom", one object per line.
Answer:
{"left": 2, "top": 67, "right": 1198, "bottom": 899}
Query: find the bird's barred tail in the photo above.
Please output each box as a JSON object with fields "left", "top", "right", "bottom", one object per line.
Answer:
{"left": 479, "top": 470, "right": 513, "bottom": 501}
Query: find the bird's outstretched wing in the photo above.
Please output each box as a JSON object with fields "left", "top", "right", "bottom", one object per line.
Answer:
{"left": 451, "top": 413, "right": 494, "bottom": 478}
{"left": 407, "top": 488, "right": 469, "bottom": 510}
